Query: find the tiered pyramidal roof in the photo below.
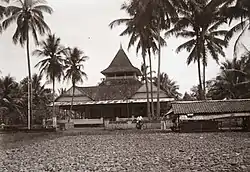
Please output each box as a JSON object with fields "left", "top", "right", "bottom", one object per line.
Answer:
{"left": 101, "top": 46, "right": 142, "bottom": 76}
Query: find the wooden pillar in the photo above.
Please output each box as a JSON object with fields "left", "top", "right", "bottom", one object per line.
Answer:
{"left": 229, "top": 116, "right": 232, "bottom": 131}
{"left": 100, "top": 105, "right": 103, "bottom": 118}
{"left": 126, "top": 102, "right": 129, "bottom": 118}
{"left": 178, "top": 115, "right": 180, "bottom": 131}
{"left": 86, "top": 107, "right": 90, "bottom": 119}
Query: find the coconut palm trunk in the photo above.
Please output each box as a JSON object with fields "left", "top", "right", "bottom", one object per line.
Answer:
{"left": 52, "top": 77, "right": 56, "bottom": 127}
{"left": 202, "top": 47, "right": 206, "bottom": 99}
{"left": 70, "top": 82, "right": 75, "bottom": 122}
{"left": 197, "top": 58, "right": 203, "bottom": 100}
{"left": 196, "top": 37, "right": 203, "bottom": 100}
{"left": 156, "top": 28, "right": 161, "bottom": 118}
{"left": 201, "top": 32, "right": 206, "bottom": 100}
{"left": 148, "top": 49, "right": 155, "bottom": 118}
{"left": 142, "top": 56, "right": 151, "bottom": 119}
{"left": 26, "top": 29, "right": 32, "bottom": 130}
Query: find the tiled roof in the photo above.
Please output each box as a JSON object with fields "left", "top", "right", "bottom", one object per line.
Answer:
{"left": 171, "top": 99, "right": 250, "bottom": 114}
{"left": 76, "top": 79, "right": 142, "bottom": 101}
{"left": 101, "top": 48, "right": 141, "bottom": 76}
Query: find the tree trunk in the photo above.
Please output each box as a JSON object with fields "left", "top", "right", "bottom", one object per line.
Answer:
{"left": 70, "top": 83, "right": 75, "bottom": 122}
{"left": 148, "top": 49, "right": 155, "bottom": 118}
{"left": 202, "top": 60, "right": 206, "bottom": 99}
{"left": 196, "top": 37, "right": 203, "bottom": 100}
{"left": 52, "top": 77, "right": 56, "bottom": 128}
{"left": 26, "top": 30, "right": 32, "bottom": 129}
{"left": 201, "top": 32, "right": 206, "bottom": 99}
{"left": 142, "top": 56, "right": 151, "bottom": 119}
{"left": 202, "top": 41, "right": 206, "bottom": 100}
{"left": 197, "top": 58, "right": 203, "bottom": 100}
{"left": 156, "top": 29, "right": 161, "bottom": 118}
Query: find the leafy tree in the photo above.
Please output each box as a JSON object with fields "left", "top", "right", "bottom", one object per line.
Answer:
{"left": 64, "top": 47, "right": 88, "bottom": 118}
{"left": 33, "top": 34, "right": 66, "bottom": 126}
{"left": 2, "top": 0, "right": 53, "bottom": 129}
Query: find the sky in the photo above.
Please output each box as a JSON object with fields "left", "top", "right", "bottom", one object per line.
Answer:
{"left": 0, "top": 0, "right": 249, "bottom": 95}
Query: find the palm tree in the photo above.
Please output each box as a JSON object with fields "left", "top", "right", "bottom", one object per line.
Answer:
{"left": 2, "top": 0, "right": 53, "bottom": 129}
{"left": 0, "top": 0, "right": 8, "bottom": 32}
{"left": 19, "top": 74, "right": 53, "bottom": 123}
{"left": 0, "top": 75, "right": 24, "bottom": 124}
{"left": 64, "top": 47, "right": 88, "bottom": 119}
{"left": 31, "top": 73, "right": 52, "bottom": 108}
{"left": 207, "top": 54, "right": 250, "bottom": 99}
{"left": 33, "top": 34, "right": 65, "bottom": 127}
{"left": 223, "top": 0, "right": 250, "bottom": 57}
{"left": 182, "top": 92, "right": 195, "bottom": 101}
{"left": 31, "top": 73, "right": 53, "bottom": 123}
{"left": 154, "top": 73, "right": 182, "bottom": 99}
{"left": 166, "top": 0, "right": 228, "bottom": 100}
{"left": 109, "top": 0, "right": 167, "bottom": 119}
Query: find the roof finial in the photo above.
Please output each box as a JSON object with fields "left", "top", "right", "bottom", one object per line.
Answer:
{"left": 120, "top": 42, "right": 123, "bottom": 50}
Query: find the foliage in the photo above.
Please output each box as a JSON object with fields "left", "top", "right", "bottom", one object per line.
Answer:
{"left": 182, "top": 92, "right": 195, "bottom": 101}
{"left": 223, "top": 0, "right": 250, "bottom": 57}
{"left": 2, "top": 0, "right": 53, "bottom": 46}
{"left": 153, "top": 73, "right": 182, "bottom": 99}
{"left": 64, "top": 47, "right": 88, "bottom": 112}
{"left": 2, "top": 0, "right": 53, "bottom": 129}
{"left": 0, "top": 75, "right": 24, "bottom": 124}
{"left": 57, "top": 87, "right": 67, "bottom": 96}
{"left": 64, "top": 47, "right": 88, "bottom": 86}
{"left": 109, "top": 0, "right": 173, "bottom": 118}
{"left": 166, "top": 0, "right": 229, "bottom": 100}
{"left": 0, "top": 74, "right": 53, "bottom": 125}
{"left": 34, "top": 34, "right": 66, "bottom": 83}
{"left": 207, "top": 52, "right": 250, "bottom": 99}
{"left": 33, "top": 33, "right": 66, "bottom": 122}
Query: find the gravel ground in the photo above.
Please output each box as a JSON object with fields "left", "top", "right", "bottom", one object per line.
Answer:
{"left": 0, "top": 130, "right": 250, "bottom": 172}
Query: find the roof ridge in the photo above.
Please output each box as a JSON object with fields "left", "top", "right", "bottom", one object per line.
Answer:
{"left": 173, "top": 99, "right": 250, "bottom": 104}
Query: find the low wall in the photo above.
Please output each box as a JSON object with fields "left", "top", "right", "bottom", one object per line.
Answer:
{"left": 57, "top": 118, "right": 104, "bottom": 125}
{"left": 104, "top": 120, "right": 161, "bottom": 130}
{"left": 161, "top": 120, "right": 174, "bottom": 130}
{"left": 57, "top": 122, "right": 74, "bottom": 130}
{"left": 115, "top": 117, "right": 149, "bottom": 122}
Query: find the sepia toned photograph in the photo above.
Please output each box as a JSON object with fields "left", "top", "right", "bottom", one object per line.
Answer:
{"left": 0, "top": 0, "right": 250, "bottom": 171}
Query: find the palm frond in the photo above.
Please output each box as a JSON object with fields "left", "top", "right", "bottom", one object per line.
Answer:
{"left": 109, "top": 18, "right": 131, "bottom": 29}
{"left": 186, "top": 46, "right": 197, "bottom": 65}
{"left": 33, "top": 5, "right": 53, "bottom": 14}
{"left": 176, "top": 39, "right": 196, "bottom": 53}
{"left": 225, "top": 19, "right": 248, "bottom": 41}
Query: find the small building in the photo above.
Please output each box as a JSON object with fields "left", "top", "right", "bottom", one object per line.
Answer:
{"left": 165, "top": 99, "right": 250, "bottom": 132}
{"left": 54, "top": 46, "right": 174, "bottom": 124}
